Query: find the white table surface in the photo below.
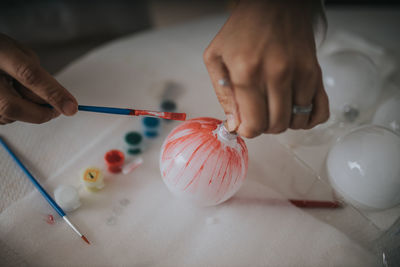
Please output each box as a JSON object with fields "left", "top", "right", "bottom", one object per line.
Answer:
{"left": 1, "top": 9, "right": 399, "bottom": 266}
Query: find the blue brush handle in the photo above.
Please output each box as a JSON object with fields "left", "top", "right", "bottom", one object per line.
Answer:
{"left": 0, "top": 136, "right": 66, "bottom": 217}
{"left": 42, "top": 104, "right": 133, "bottom": 116}
{"left": 78, "top": 105, "right": 131, "bottom": 115}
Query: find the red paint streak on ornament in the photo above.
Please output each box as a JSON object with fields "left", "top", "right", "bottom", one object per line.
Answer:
{"left": 213, "top": 150, "right": 226, "bottom": 184}
{"left": 173, "top": 136, "right": 215, "bottom": 186}
{"left": 163, "top": 131, "right": 206, "bottom": 180}
{"left": 218, "top": 147, "right": 242, "bottom": 201}
{"left": 233, "top": 154, "right": 242, "bottom": 184}
{"left": 217, "top": 155, "right": 232, "bottom": 201}
{"left": 185, "top": 137, "right": 215, "bottom": 168}
{"left": 208, "top": 149, "right": 224, "bottom": 185}
{"left": 162, "top": 120, "right": 219, "bottom": 180}
{"left": 238, "top": 137, "right": 248, "bottom": 167}
{"left": 214, "top": 148, "right": 231, "bottom": 197}
{"left": 169, "top": 121, "right": 201, "bottom": 136}
{"left": 162, "top": 131, "right": 200, "bottom": 161}
{"left": 162, "top": 122, "right": 203, "bottom": 158}
{"left": 160, "top": 117, "right": 248, "bottom": 204}
{"left": 184, "top": 164, "right": 204, "bottom": 191}
{"left": 183, "top": 140, "right": 221, "bottom": 190}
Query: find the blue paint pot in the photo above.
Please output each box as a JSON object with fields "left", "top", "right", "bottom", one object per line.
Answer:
{"left": 142, "top": 117, "right": 161, "bottom": 138}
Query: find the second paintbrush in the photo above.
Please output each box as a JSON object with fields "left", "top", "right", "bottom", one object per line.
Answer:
{"left": 78, "top": 105, "right": 186, "bottom": 121}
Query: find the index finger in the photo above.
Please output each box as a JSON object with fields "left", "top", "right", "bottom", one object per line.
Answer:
{"left": 0, "top": 40, "right": 77, "bottom": 116}
{"left": 203, "top": 48, "right": 240, "bottom": 132}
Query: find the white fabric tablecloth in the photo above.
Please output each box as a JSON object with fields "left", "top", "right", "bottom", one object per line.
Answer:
{"left": 2, "top": 9, "right": 400, "bottom": 266}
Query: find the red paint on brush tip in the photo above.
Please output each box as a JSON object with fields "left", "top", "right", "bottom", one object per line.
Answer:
{"left": 164, "top": 112, "right": 186, "bottom": 121}
{"left": 81, "top": 235, "right": 91, "bottom": 245}
{"left": 132, "top": 109, "right": 186, "bottom": 121}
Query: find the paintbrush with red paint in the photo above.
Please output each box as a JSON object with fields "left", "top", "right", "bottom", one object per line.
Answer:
{"left": 78, "top": 105, "right": 186, "bottom": 121}
{"left": 0, "top": 136, "right": 91, "bottom": 245}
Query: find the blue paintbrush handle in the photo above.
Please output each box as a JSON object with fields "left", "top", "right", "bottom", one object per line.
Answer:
{"left": 0, "top": 137, "right": 66, "bottom": 217}
{"left": 78, "top": 105, "right": 131, "bottom": 115}
{"left": 42, "top": 104, "right": 132, "bottom": 115}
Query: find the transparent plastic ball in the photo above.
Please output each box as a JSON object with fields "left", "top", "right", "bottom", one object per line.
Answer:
{"left": 326, "top": 125, "right": 400, "bottom": 210}
{"left": 160, "top": 117, "right": 248, "bottom": 206}
{"left": 319, "top": 51, "right": 381, "bottom": 123}
{"left": 276, "top": 115, "right": 339, "bottom": 147}
{"left": 372, "top": 93, "right": 400, "bottom": 135}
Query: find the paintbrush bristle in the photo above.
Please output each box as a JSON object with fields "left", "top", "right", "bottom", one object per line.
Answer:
{"left": 81, "top": 235, "right": 91, "bottom": 245}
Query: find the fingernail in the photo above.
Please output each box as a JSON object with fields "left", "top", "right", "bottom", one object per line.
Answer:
{"left": 62, "top": 100, "right": 77, "bottom": 116}
{"left": 226, "top": 114, "right": 237, "bottom": 132}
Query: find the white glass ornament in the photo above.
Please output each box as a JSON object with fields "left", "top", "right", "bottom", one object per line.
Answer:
{"left": 319, "top": 51, "right": 381, "bottom": 123}
{"left": 160, "top": 117, "right": 248, "bottom": 206}
{"left": 326, "top": 125, "right": 400, "bottom": 210}
{"left": 372, "top": 93, "right": 400, "bottom": 135}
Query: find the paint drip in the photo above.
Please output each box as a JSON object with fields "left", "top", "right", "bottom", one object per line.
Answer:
{"left": 46, "top": 214, "right": 55, "bottom": 225}
{"left": 159, "top": 117, "right": 248, "bottom": 206}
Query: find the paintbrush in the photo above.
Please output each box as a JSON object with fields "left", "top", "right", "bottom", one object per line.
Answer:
{"left": 0, "top": 136, "right": 90, "bottom": 245}
{"left": 42, "top": 104, "right": 186, "bottom": 121}
{"left": 77, "top": 105, "right": 186, "bottom": 121}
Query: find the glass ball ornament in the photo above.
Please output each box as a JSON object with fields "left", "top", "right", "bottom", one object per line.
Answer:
{"left": 159, "top": 117, "right": 248, "bottom": 206}
{"left": 319, "top": 51, "right": 381, "bottom": 123}
{"left": 372, "top": 93, "right": 400, "bottom": 135}
{"left": 326, "top": 125, "right": 400, "bottom": 210}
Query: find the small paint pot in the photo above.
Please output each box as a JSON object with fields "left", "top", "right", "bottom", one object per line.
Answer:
{"left": 54, "top": 185, "right": 81, "bottom": 212}
{"left": 160, "top": 100, "right": 177, "bottom": 123}
{"left": 124, "top": 131, "right": 143, "bottom": 155}
{"left": 104, "top": 150, "right": 125, "bottom": 173}
{"left": 82, "top": 167, "right": 105, "bottom": 191}
{"left": 142, "top": 117, "right": 161, "bottom": 138}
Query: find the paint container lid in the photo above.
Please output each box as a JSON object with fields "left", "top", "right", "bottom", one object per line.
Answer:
{"left": 142, "top": 117, "right": 160, "bottom": 128}
{"left": 160, "top": 100, "right": 177, "bottom": 112}
{"left": 127, "top": 148, "right": 142, "bottom": 155}
{"left": 125, "top": 131, "right": 143, "bottom": 145}
{"left": 144, "top": 131, "right": 158, "bottom": 138}
{"left": 54, "top": 185, "right": 81, "bottom": 212}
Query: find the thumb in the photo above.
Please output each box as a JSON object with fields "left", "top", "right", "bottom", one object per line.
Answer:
{"left": 0, "top": 37, "right": 77, "bottom": 116}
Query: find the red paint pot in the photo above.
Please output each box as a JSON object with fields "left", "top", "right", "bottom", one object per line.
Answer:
{"left": 105, "top": 150, "right": 125, "bottom": 173}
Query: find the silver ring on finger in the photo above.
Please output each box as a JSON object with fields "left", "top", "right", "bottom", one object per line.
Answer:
{"left": 292, "top": 104, "right": 313, "bottom": 115}
{"left": 218, "top": 78, "right": 230, "bottom": 87}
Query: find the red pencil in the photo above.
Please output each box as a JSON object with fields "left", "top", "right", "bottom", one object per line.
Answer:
{"left": 289, "top": 199, "right": 342, "bottom": 208}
